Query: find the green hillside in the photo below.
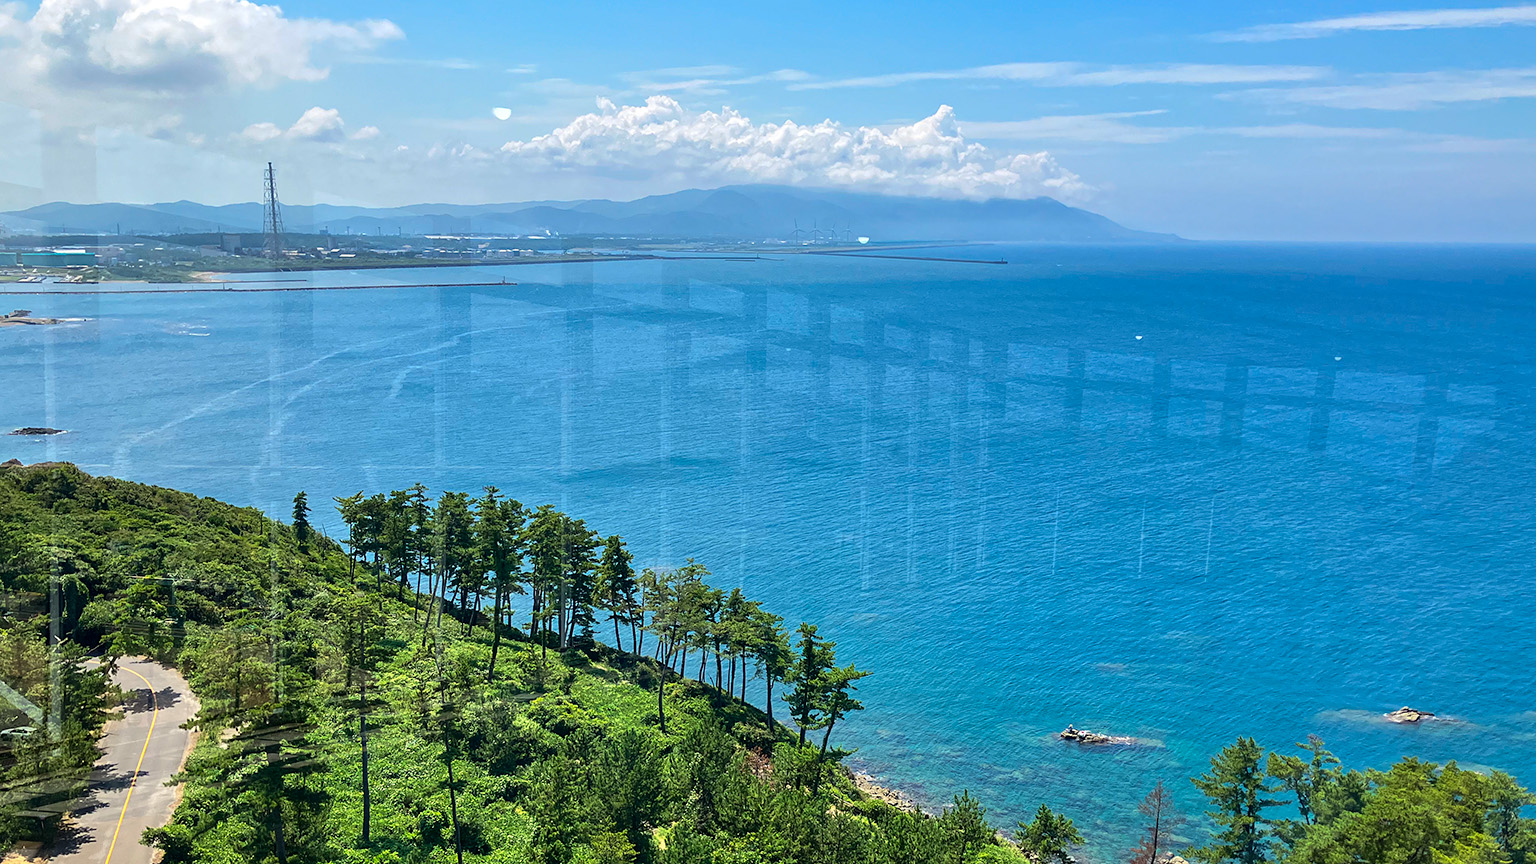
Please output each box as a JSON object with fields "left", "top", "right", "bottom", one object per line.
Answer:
{"left": 1, "top": 462, "right": 1532, "bottom": 864}
{"left": 0, "top": 463, "right": 1029, "bottom": 864}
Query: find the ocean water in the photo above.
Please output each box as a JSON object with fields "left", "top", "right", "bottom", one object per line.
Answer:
{"left": 4, "top": 244, "right": 1536, "bottom": 853}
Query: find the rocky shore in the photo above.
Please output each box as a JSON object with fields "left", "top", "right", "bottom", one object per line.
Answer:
{"left": 850, "top": 770, "right": 927, "bottom": 814}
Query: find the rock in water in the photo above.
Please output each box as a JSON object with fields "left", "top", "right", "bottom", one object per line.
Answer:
{"left": 8, "top": 428, "right": 66, "bottom": 436}
{"left": 1060, "top": 725, "right": 1117, "bottom": 744}
{"left": 0, "top": 310, "right": 64, "bottom": 326}
{"left": 1384, "top": 706, "right": 1435, "bottom": 723}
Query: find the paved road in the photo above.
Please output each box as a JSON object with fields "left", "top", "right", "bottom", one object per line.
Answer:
{"left": 49, "top": 658, "right": 200, "bottom": 864}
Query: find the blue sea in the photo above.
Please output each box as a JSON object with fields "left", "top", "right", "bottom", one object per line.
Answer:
{"left": 4, "top": 244, "right": 1536, "bottom": 853}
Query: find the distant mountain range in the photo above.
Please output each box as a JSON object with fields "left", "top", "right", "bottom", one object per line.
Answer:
{"left": 0, "top": 185, "right": 1173, "bottom": 243}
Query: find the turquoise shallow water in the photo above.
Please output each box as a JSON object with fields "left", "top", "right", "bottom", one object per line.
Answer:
{"left": 4, "top": 244, "right": 1536, "bottom": 853}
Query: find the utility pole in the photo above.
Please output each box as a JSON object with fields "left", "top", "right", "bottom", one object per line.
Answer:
{"left": 263, "top": 162, "right": 285, "bottom": 259}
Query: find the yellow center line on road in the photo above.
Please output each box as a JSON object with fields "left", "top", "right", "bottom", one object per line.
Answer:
{"left": 102, "top": 664, "right": 158, "bottom": 864}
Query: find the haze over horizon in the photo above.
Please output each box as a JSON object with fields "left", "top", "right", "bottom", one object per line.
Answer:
{"left": 1, "top": 0, "right": 1534, "bottom": 242}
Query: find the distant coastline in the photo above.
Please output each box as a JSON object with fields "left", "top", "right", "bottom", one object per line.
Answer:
{"left": 0, "top": 242, "right": 1008, "bottom": 293}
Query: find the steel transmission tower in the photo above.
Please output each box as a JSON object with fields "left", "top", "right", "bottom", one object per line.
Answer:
{"left": 262, "top": 162, "right": 285, "bottom": 259}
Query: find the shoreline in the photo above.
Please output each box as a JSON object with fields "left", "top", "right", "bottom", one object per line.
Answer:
{"left": 850, "top": 768, "right": 930, "bottom": 815}
{"left": 0, "top": 241, "right": 994, "bottom": 291}
{"left": 0, "top": 281, "right": 521, "bottom": 296}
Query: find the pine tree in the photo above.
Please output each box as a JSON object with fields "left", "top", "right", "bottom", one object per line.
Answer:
{"left": 338, "top": 590, "right": 387, "bottom": 845}
{"left": 590, "top": 727, "right": 664, "bottom": 858}
{"left": 291, "top": 491, "right": 311, "bottom": 549}
{"left": 423, "top": 633, "right": 470, "bottom": 864}
{"left": 718, "top": 588, "right": 751, "bottom": 698}
{"left": 639, "top": 567, "right": 680, "bottom": 734}
{"left": 1019, "top": 804, "right": 1084, "bottom": 864}
{"left": 1191, "top": 737, "right": 1282, "bottom": 864}
{"left": 816, "top": 663, "right": 870, "bottom": 764}
{"left": 524, "top": 505, "right": 563, "bottom": 654}
{"left": 694, "top": 584, "right": 723, "bottom": 685}
{"left": 334, "top": 492, "right": 364, "bottom": 584}
{"left": 1130, "top": 781, "right": 1185, "bottom": 864}
{"left": 752, "top": 610, "right": 792, "bottom": 734}
{"left": 939, "top": 791, "right": 993, "bottom": 864}
{"left": 381, "top": 489, "right": 414, "bottom": 600}
{"left": 475, "top": 491, "right": 525, "bottom": 680}
{"left": 785, "top": 622, "right": 834, "bottom": 746}
{"left": 357, "top": 493, "right": 389, "bottom": 593}
{"left": 1486, "top": 771, "right": 1536, "bottom": 861}
{"left": 539, "top": 514, "right": 599, "bottom": 649}
{"left": 184, "top": 613, "right": 274, "bottom": 717}
{"left": 406, "top": 483, "right": 433, "bottom": 612}
{"left": 636, "top": 567, "right": 663, "bottom": 658}
{"left": 426, "top": 491, "right": 475, "bottom": 641}
{"left": 668, "top": 562, "right": 713, "bottom": 677}
{"left": 595, "top": 534, "right": 637, "bottom": 652}
{"left": 1266, "top": 735, "right": 1340, "bottom": 827}
{"left": 529, "top": 754, "right": 585, "bottom": 864}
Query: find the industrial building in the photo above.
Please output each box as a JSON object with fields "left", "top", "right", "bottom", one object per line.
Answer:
{"left": 13, "top": 250, "right": 96, "bottom": 266}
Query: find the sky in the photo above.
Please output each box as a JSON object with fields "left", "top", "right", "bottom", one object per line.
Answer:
{"left": 0, "top": 0, "right": 1534, "bottom": 240}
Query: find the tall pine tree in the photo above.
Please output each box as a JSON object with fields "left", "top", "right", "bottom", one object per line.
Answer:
{"left": 1191, "top": 737, "right": 1282, "bottom": 864}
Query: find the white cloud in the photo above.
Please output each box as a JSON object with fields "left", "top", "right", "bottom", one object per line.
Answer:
{"left": 632, "top": 64, "right": 741, "bottom": 80}
{"left": 352, "top": 55, "right": 480, "bottom": 71}
{"left": 1064, "top": 64, "right": 1326, "bottom": 86}
{"left": 523, "top": 77, "right": 609, "bottom": 98}
{"left": 1216, "top": 124, "right": 1399, "bottom": 139}
{"left": 239, "top": 121, "right": 284, "bottom": 142}
{"left": 791, "top": 62, "right": 1069, "bottom": 89}
{"left": 495, "top": 95, "right": 1087, "bottom": 200}
{"left": 962, "top": 112, "right": 1511, "bottom": 149}
{"left": 288, "top": 106, "right": 346, "bottom": 141}
{"left": 963, "top": 111, "right": 1185, "bottom": 144}
{"left": 625, "top": 66, "right": 813, "bottom": 94}
{"left": 792, "top": 62, "right": 1326, "bottom": 90}
{"left": 1215, "top": 5, "right": 1536, "bottom": 41}
{"left": 1239, "top": 67, "right": 1536, "bottom": 109}
{"left": 242, "top": 106, "right": 362, "bottom": 143}
{"left": 0, "top": 0, "right": 401, "bottom": 116}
